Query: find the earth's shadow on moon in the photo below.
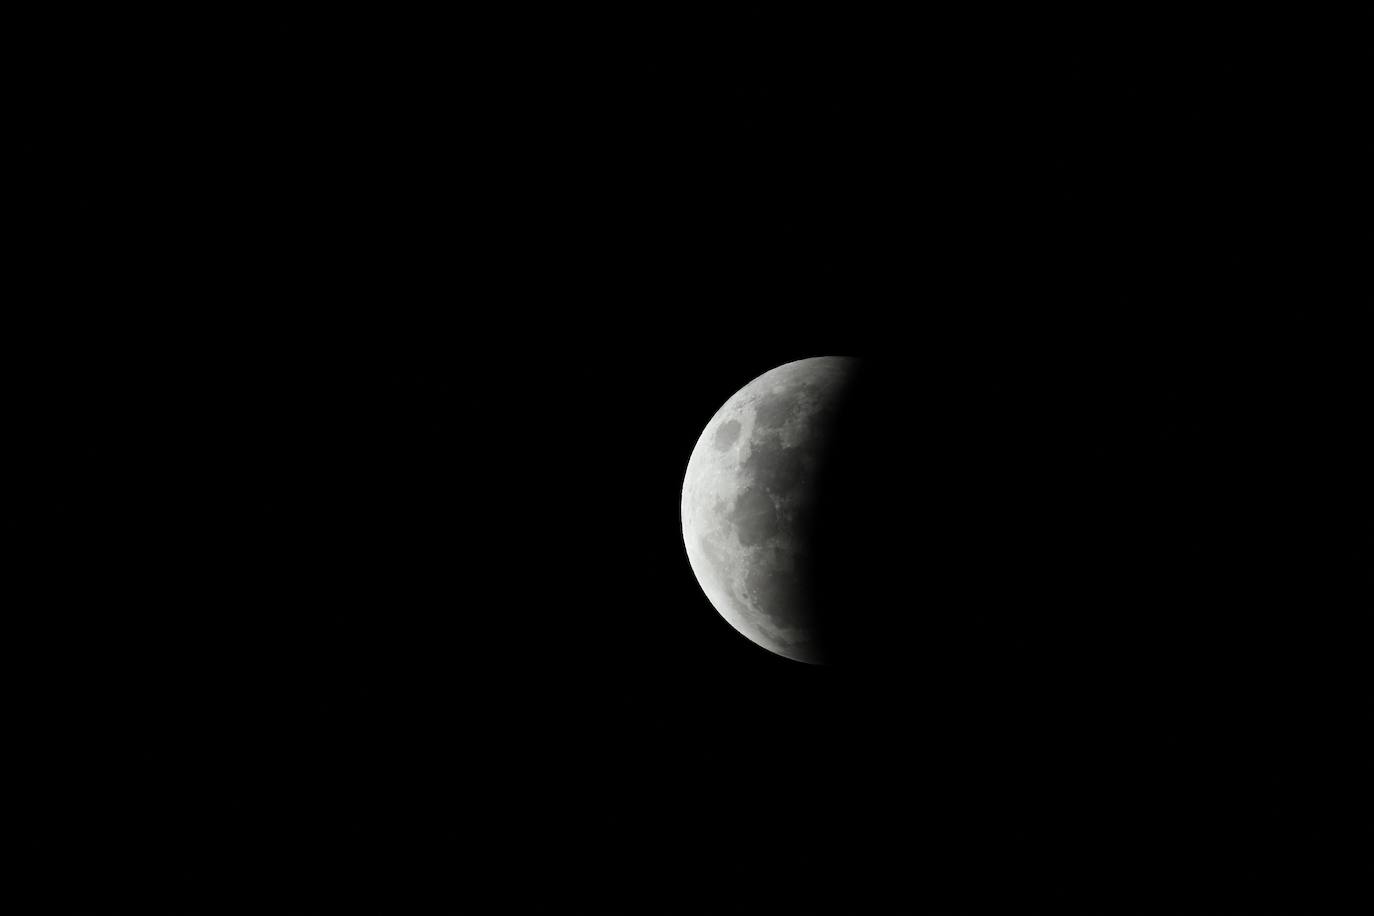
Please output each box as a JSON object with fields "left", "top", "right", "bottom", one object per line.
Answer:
{"left": 803, "top": 359, "right": 1003, "bottom": 684}
{"left": 805, "top": 360, "right": 935, "bottom": 670}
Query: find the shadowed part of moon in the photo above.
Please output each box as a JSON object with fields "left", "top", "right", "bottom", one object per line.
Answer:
{"left": 680, "top": 356, "right": 859, "bottom": 664}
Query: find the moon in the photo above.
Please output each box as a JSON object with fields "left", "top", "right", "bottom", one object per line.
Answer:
{"left": 681, "top": 356, "right": 859, "bottom": 664}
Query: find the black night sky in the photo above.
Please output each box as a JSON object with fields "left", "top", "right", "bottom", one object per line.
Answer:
{"left": 34, "top": 10, "right": 1370, "bottom": 913}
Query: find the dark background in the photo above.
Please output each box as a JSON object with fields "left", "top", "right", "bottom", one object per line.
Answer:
{"left": 30, "top": 10, "right": 1370, "bottom": 913}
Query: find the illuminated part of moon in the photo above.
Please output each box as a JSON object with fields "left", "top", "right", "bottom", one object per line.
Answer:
{"left": 681, "top": 356, "right": 859, "bottom": 664}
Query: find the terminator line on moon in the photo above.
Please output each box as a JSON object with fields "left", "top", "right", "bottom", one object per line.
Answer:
{"left": 681, "top": 356, "right": 858, "bottom": 664}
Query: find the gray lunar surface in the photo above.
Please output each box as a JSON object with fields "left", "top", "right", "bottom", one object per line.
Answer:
{"left": 681, "top": 356, "right": 858, "bottom": 663}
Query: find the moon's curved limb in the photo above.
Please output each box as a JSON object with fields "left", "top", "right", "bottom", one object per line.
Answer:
{"left": 681, "top": 357, "right": 858, "bottom": 663}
